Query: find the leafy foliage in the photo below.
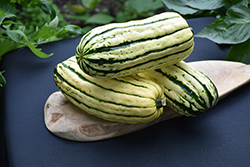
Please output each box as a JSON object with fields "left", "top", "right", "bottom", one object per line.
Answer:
{"left": 195, "top": 3, "right": 250, "bottom": 44}
{"left": 162, "top": 0, "right": 250, "bottom": 64}
{"left": 114, "top": 0, "right": 164, "bottom": 22}
{"left": 64, "top": 0, "right": 164, "bottom": 24}
{"left": 0, "top": 0, "right": 86, "bottom": 87}
{"left": 81, "top": 0, "right": 101, "bottom": 10}
{"left": 127, "top": 0, "right": 164, "bottom": 15}
{"left": 0, "top": 0, "right": 83, "bottom": 59}
{"left": 85, "top": 13, "right": 115, "bottom": 24}
{"left": 162, "top": 0, "right": 225, "bottom": 15}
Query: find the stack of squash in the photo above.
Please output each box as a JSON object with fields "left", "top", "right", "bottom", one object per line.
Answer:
{"left": 53, "top": 12, "right": 218, "bottom": 124}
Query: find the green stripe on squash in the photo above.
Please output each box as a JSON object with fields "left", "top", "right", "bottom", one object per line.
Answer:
{"left": 54, "top": 56, "right": 167, "bottom": 124}
{"left": 76, "top": 12, "right": 194, "bottom": 78}
{"left": 138, "top": 61, "right": 219, "bottom": 117}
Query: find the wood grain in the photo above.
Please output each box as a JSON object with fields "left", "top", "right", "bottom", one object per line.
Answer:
{"left": 44, "top": 60, "right": 250, "bottom": 142}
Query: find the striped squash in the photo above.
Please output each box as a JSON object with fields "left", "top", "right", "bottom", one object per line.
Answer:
{"left": 76, "top": 12, "right": 194, "bottom": 78}
{"left": 53, "top": 56, "right": 167, "bottom": 124}
{"left": 138, "top": 61, "right": 219, "bottom": 117}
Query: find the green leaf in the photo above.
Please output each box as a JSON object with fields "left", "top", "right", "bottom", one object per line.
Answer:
{"left": 85, "top": 13, "right": 114, "bottom": 24}
{"left": 128, "top": 0, "right": 164, "bottom": 14}
{"left": 0, "top": 27, "right": 5, "bottom": 35}
{"left": 226, "top": 38, "right": 250, "bottom": 64}
{"left": 57, "top": 25, "right": 83, "bottom": 36}
{"left": 116, "top": 11, "right": 136, "bottom": 23}
{"left": 223, "top": 0, "right": 248, "bottom": 6}
{"left": 0, "top": 37, "right": 18, "bottom": 60}
{"left": 2, "top": 20, "right": 20, "bottom": 25}
{"left": 81, "top": 0, "right": 101, "bottom": 10}
{"left": 0, "top": 71, "right": 6, "bottom": 87}
{"left": 34, "top": 16, "right": 59, "bottom": 42}
{"left": 26, "top": 41, "right": 53, "bottom": 58}
{"left": 0, "top": 1, "right": 16, "bottom": 24}
{"left": 195, "top": 4, "right": 250, "bottom": 44}
{"left": 38, "top": 0, "right": 57, "bottom": 20}
{"left": 161, "top": 0, "right": 225, "bottom": 15}
{"left": 6, "top": 29, "right": 29, "bottom": 42}
{"left": 67, "top": 4, "right": 86, "bottom": 14}
{"left": 64, "top": 13, "right": 90, "bottom": 21}
{"left": 161, "top": 0, "right": 198, "bottom": 15}
{"left": 183, "top": 0, "right": 225, "bottom": 10}
{"left": 10, "top": 0, "right": 30, "bottom": 6}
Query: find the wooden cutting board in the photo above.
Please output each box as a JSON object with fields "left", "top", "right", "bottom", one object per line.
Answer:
{"left": 44, "top": 60, "right": 250, "bottom": 142}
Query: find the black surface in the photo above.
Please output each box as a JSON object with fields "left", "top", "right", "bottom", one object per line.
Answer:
{"left": 1, "top": 17, "right": 250, "bottom": 167}
{"left": 0, "top": 87, "right": 8, "bottom": 167}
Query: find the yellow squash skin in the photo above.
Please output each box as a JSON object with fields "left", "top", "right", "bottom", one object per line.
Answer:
{"left": 54, "top": 56, "right": 167, "bottom": 124}
{"left": 76, "top": 12, "right": 194, "bottom": 78}
{"left": 138, "top": 61, "right": 219, "bottom": 117}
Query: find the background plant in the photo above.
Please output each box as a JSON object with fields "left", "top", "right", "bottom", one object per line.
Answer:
{"left": 0, "top": 0, "right": 84, "bottom": 87}
{"left": 162, "top": 0, "right": 250, "bottom": 64}
{"left": 61, "top": 0, "right": 164, "bottom": 30}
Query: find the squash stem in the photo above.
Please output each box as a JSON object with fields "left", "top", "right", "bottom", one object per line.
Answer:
{"left": 156, "top": 98, "right": 166, "bottom": 108}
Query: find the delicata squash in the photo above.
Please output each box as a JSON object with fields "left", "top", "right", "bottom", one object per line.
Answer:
{"left": 54, "top": 56, "right": 167, "bottom": 124}
{"left": 138, "top": 61, "right": 219, "bottom": 117}
{"left": 76, "top": 12, "right": 194, "bottom": 78}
